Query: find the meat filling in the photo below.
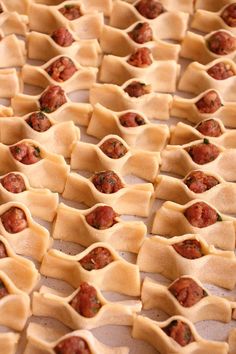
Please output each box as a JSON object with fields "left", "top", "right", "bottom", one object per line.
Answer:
{"left": 185, "top": 139, "right": 220, "bottom": 165}
{"left": 10, "top": 143, "right": 41, "bottom": 165}
{"left": 124, "top": 81, "right": 151, "bottom": 97}
{"left": 168, "top": 277, "right": 207, "bottom": 307}
{"left": 207, "top": 62, "right": 235, "bottom": 80}
{"left": 184, "top": 171, "right": 219, "bottom": 193}
{"left": 54, "top": 336, "right": 91, "bottom": 354}
{"left": 58, "top": 5, "right": 82, "bottom": 20}
{"left": 79, "top": 247, "right": 113, "bottom": 271}
{"left": 195, "top": 90, "right": 222, "bottom": 114}
{"left": 51, "top": 27, "right": 74, "bottom": 47}
{"left": 85, "top": 205, "right": 117, "bottom": 229}
{"left": 172, "top": 239, "right": 203, "bottom": 259}
{"left": 69, "top": 282, "right": 101, "bottom": 318}
{"left": 163, "top": 320, "right": 194, "bottom": 347}
{"left": 100, "top": 138, "right": 127, "bottom": 159}
{"left": 26, "top": 112, "right": 51, "bottom": 132}
{"left": 208, "top": 31, "right": 236, "bottom": 55}
{"left": 119, "top": 112, "right": 146, "bottom": 127}
{"left": 184, "top": 201, "right": 219, "bottom": 228}
{"left": 196, "top": 119, "right": 222, "bottom": 137}
{"left": 221, "top": 4, "right": 236, "bottom": 27}
{"left": 1, "top": 173, "right": 26, "bottom": 193}
{"left": 92, "top": 171, "right": 124, "bottom": 194}
{"left": 128, "top": 22, "right": 153, "bottom": 44}
{"left": 1, "top": 207, "right": 28, "bottom": 233}
{"left": 135, "top": 0, "right": 165, "bottom": 19}
{"left": 45, "top": 57, "right": 77, "bottom": 82}
{"left": 39, "top": 85, "right": 67, "bottom": 113}
{"left": 127, "top": 47, "right": 152, "bottom": 67}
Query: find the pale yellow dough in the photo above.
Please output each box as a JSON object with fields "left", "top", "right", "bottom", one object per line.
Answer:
{"left": 1, "top": 0, "right": 30, "bottom": 14}
{"left": 0, "top": 332, "right": 19, "bottom": 354}
{"left": 53, "top": 203, "right": 146, "bottom": 253}
{"left": 152, "top": 199, "right": 236, "bottom": 250}
{"left": 33, "top": 282, "right": 141, "bottom": 328}
{"left": 141, "top": 276, "right": 236, "bottom": 323}
{"left": 40, "top": 242, "right": 141, "bottom": 295}
{"left": 132, "top": 315, "right": 228, "bottom": 354}
{"left": 171, "top": 89, "right": 236, "bottom": 126}
{"left": 137, "top": 234, "right": 236, "bottom": 289}
{"left": 24, "top": 323, "right": 129, "bottom": 354}
{"left": 0, "top": 6, "right": 28, "bottom": 35}
{"left": 118, "top": 0, "right": 194, "bottom": 13}
{"left": 29, "top": 1, "right": 104, "bottom": 38}
{"left": 0, "top": 235, "right": 39, "bottom": 293}
{"left": 195, "top": 0, "right": 234, "bottom": 11}
{"left": 87, "top": 104, "right": 170, "bottom": 151}
{"left": 71, "top": 135, "right": 161, "bottom": 182}
{"left": 90, "top": 80, "right": 172, "bottom": 120}
{"left": 27, "top": 31, "right": 101, "bottom": 67}
{"left": 100, "top": 22, "right": 180, "bottom": 60}
{"left": 0, "top": 202, "right": 51, "bottom": 262}
{"left": 100, "top": 54, "right": 180, "bottom": 93}
{"left": 178, "top": 58, "right": 236, "bottom": 100}
{"left": 11, "top": 88, "right": 92, "bottom": 126}
{"left": 161, "top": 139, "right": 236, "bottom": 181}
{"left": 0, "top": 34, "right": 26, "bottom": 67}
{"left": 110, "top": 0, "right": 189, "bottom": 41}
{"left": 0, "top": 105, "right": 13, "bottom": 117}
{"left": 62, "top": 172, "right": 154, "bottom": 217}
{"left": 155, "top": 170, "right": 236, "bottom": 215}
{"left": 0, "top": 68, "right": 22, "bottom": 98}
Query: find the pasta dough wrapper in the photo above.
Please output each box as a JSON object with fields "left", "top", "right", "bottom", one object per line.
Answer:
{"left": 27, "top": 31, "right": 101, "bottom": 67}
{"left": 132, "top": 315, "right": 228, "bottom": 354}
{"left": 171, "top": 89, "right": 236, "bottom": 126}
{"left": 155, "top": 171, "right": 236, "bottom": 214}
{"left": 137, "top": 234, "right": 236, "bottom": 289}
{"left": 62, "top": 172, "right": 154, "bottom": 217}
{"left": 141, "top": 276, "right": 236, "bottom": 323}
{"left": 195, "top": 0, "right": 233, "bottom": 12}
{"left": 1, "top": 0, "right": 29, "bottom": 14}
{"left": 29, "top": 1, "right": 104, "bottom": 38}
{"left": 87, "top": 104, "right": 170, "bottom": 151}
{"left": 0, "top": 8, "right": 28, "bottom": 35}
{"left": 161, "top": 140, "right": 236, "bottom": 181}
{"left": 0, "top": 35, "right": 26, "bottom": 67}
{"left": 0, "top": 202, "right": 51, "bottom": 262}
{"left": 117, "top": 0, "right": 193, "bottom": 13}
{"left": 40, "top": 242, "right": 141, "bottom": 295}
{"left": 100, "top": 55, "right": 180, "bottom": 93}
{"left": 110, "top": 0, "right": 189, "bottom": 41}
{"left": 71, "top": 135, "right": 161, "bottom": 182}
{"left": 100, "top": 23, "right": 180, "bottom": 60}
{"left": 178, "top": 59, "right": 236, "bottom": 100}
{"left": 90, "top": 80, "right": 172, "bottom": 120}
{"left": 22, "top": 55, "right": 98, "bottom": 92}
{"left": 33, "top": 283, "right": 141, "bottom": 328}
{"left": 0, "top": 68, "right": 22, "bottom": 98}
{"left": 152, "top": 199, "right": 236, "bottom": 250}
{"left": 0, "top": 332, "right": 19, "bottom": 354}
{"left": 53, "top": 203, "right": 146, "bottom": 253}
{"left": 23, "top": 323, "right": 129, "bottom": 354}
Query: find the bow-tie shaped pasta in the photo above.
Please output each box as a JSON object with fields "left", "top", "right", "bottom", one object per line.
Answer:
{"left": 0, "top": 235, "right": 39, "bottom": 293}
{"left": 27, "top": 29, "right": 101, "bottom": 67}
{"left": 171, "top": 89, "right": 236, "bottom": 126}
{"left": 161, "top": 139, "right": 236, "bottom": 181}
{"left": 0, "top": 34, "right": 26, "bottom": 67}
{"left": 0, "top": 270, "right": 31, "bottom": 331}
{"left": 0, "top": 202, "right": 50, "bottom": 261}
{"left": 0, "top": 139, "right": 69, "bottom": 192}
{"left": 0, "top": 112, "right": 80, "bottom": 158}
{"left": 137, "top": 234, "right": 236, "bottom": 289}
{"left": 33, "top": 282, "right": 141, "bottom": 329}
{"left": 22, "top": 55, "right": 98, "bottom": 92}
{"left": 142, "top": 276, "right": 236, "bottom": 323}
{"left": 178, "top": 59, "right": 236, "bottom": 100}
{"left": 155, "top": 170, "right": 236, "bottom": 215}
{"left": 90, "top": 80, "right": 172, "bottom": 120}
{"left": 40, "top": 242, "right": 140, "bottom": 295}
{"left": 132, "top": 315, "right": 228, "bottom": 354}
{"left": 181, "top": 30, "right": 236, "bottom": 64}
{"left": 100, "top": 22, "right": 180, "bottom": 60}
{"left": 152, "top": 200, "right": 236, "bottom": 250}
{"left": 53, "top": 203, "right": 146, "bottom": 253}
{"left": 29, "top": 1, "right": 104, "bottom": 38}
{"left": 87, "top": 104, "right": 170, "bottom": 151}
{"left": 100, "top": 51, "right": 180, "bottom": 92}
{"left": 71, "top": 135, "right": 161, "bottom": 182}
{"left": 110, "top": 0, "right": 189, "bottom": 40}
{"left": 191, "top": 3, "right": 236, "bottom": 34}
{"left": 23, "top": 323, "right": 129, "bottom": 354}
{"left": 11, "top": 85, "right": 92, "bottom": 125}
{"left": 63, "top": 170, "right": 153, "bottom": 217}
